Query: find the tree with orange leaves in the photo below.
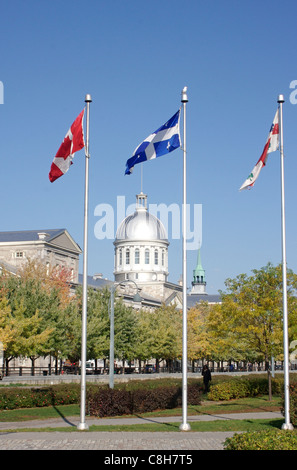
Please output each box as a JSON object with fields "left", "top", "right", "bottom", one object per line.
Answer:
{"left": 0, "top": 259, "right": 75, "bottom": 373}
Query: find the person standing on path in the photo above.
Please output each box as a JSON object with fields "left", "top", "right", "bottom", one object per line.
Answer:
{"left": 202, "top": 364, "right": 211, "bottom": 393}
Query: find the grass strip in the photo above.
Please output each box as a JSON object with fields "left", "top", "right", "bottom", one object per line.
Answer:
{"left": 0, "top": 395, "right": 281, "bottom": 422}
{"left": 0, "top": 418, "right": 284, "bottom": 434}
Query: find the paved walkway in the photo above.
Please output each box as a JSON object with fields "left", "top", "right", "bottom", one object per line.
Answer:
{"left": 0, "top": 411, "right": 283, "bottom": 451}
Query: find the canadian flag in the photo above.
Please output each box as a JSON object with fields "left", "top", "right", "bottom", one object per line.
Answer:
{"left": 49, "top": 109, "right": 85, "bottom": 182}
{"left": 240, "top": 109, "right": 279, "bottom": 191}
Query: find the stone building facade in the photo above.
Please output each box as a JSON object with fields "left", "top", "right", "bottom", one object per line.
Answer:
{"left": 0, "top": 229, "right": 81, "bottom": 283}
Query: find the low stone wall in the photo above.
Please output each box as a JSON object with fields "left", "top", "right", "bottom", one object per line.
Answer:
{"left": 2, "top": 370, "right": 288, "bottom": 386}
{"left": 1, "top": 372, "right": 184, "bottom": 386}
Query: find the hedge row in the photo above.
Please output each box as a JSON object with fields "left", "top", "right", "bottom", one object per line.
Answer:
{"left": 207, "top": 376, "right": 284, "bottom": 401}
{"left": 224, "top": 429, "right": 297, "bottom": 450}
{"left": 87, "top": 384, "right": 202, "bottom": 418}
{"left": 0, "top": 382, "right": 203, "bottom": 414}
{"left": 0, "top": 384, "right": 81, "bottom": 410}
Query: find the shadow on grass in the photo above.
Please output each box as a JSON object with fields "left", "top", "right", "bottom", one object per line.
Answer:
{"left": 265, "top": 419, "right": 283, "bottom": 429}
{"left": 127, "top": 414, "right": 180, "bottom": 430}
{"left": 51, "top": 405, "right": 76, "bottom": 427}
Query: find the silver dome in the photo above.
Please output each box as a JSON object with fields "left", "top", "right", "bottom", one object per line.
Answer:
{"left": 115, "top": 207, "right": 168, "bottom": 242}
{"left": 115, "top": 193, "right": 168, "bottom": 242}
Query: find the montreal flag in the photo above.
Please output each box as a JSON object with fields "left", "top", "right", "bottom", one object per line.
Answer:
{"left": 240, "top": 109, "right": 279, "bottom": 191}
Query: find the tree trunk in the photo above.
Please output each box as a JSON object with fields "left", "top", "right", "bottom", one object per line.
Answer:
{"left": 156, "top": 359, "right": 160, "bottom": 373}
{"left": 5, "top": 357, "right": 10, "bottom": 376}
{"left": 54, "top": 356, "right": 58, "bottom": 375}
{"left": 268, "top": 369, "right": 272, "bottom": 401}
{"left": 30, "top": 356, "right": 35, "bottom": 376}
{"left": 265, "top": 359, "right": 272, "bottom": 401}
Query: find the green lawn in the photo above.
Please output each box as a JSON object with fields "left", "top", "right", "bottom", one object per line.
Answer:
{"left": 89, "top": 417, "right": 284, "bottom": 433}
{"left": 0, "top": 395, "right": 281, "bottom": 422}
{"left": 6, "top": 418, "right": 284, "bottom": 433}
{"left": 0, "top": 395, "right": 285, "bottom": 432}
{"left": 0, "top": 404, "right": 80, "bottom": 422}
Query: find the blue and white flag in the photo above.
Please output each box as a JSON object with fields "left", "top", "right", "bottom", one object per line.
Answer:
{"left": 125, "top": 109, "right": 181, "bottom": 175}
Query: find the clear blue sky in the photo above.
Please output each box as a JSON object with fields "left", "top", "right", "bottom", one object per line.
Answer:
{"left": 1, "top": 0, "right": 297, "bottom": 294}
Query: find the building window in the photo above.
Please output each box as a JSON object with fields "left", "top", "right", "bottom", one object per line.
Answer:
{"left": 145, "top": 249, "right": 150, "bottom": 265}
{"left": 119, "top": 249, "right": 122, "bottom": 266}
{"left": 162, "top": 250, "right": 165, "bottom": 266}
{"left": 135, "top": 249, "right": 140, "bottom": 264}
{"left": 154, "top": 249, "right": 158, "bottom": 265}
{"left": 15, "top": 251, "right": 24, "bottom": 258}
{"left": 126, "top": 249, "right": 130, "bottom": 265}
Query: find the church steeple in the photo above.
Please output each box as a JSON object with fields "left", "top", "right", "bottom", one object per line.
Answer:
{"left": 190, "top": 248, "right": 207, "bottom": 295}
{"left": 193, "top": 249, "right": 205, "bottom": 283}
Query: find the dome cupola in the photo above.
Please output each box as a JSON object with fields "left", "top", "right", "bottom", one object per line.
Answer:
{"left": 114, "top": 193, "right": 169, "bottom": 284}
{"left": 115, "top": 193, "right": 168, "bottom": 242}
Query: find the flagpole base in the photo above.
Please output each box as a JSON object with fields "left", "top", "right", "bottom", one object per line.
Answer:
{"left": 77, "top": 422, "right": 89, "bottom": 431}
{"left": 282, "top": 422, "right": 294, "bottom": 431}
{"left": 179, "top": 423, "right": 191, "bottom": 431}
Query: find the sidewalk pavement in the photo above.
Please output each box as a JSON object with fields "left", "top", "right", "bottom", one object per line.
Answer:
{"left": 0, "top": 411, "right": 283, "bottom": 451}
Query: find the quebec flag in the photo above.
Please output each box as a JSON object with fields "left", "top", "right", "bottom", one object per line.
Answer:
{"left": 125, "top": 109, "right": 181, "bottom": 175}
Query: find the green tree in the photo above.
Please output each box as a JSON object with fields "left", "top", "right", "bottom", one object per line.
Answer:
{"left": 0, "top": 295, "right": 17, "bottom": 350}
{"left": 141, "top": 304, "right": 182, "bottom": 371}
{"left": 133, "top": 308, "right": 154, "bottom": 371}
{"left": 0, "top": 294, "right": 53, "bottom": 373}
{"left": 187, "top": 303, "right": 212, "bottom": 366}
{"left": 219, "top": 263, "right": 297, "bottom": 397}
{"left": 113, "top": 297, "right": 138, "bottom": 367}
{"left": 87, "top": 287, "right": 110, "bottom": 363}
{"left": 74, "top": 286, "right": 138, "bottom": 370}
{"left": 0, "top": 260, "right": 73, "bottom": 371}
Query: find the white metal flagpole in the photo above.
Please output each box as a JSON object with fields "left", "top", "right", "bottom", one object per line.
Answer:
{"left": 278, "top": 94, "right": 293, "bottom": 430}
{"left": 77, "top": 93, "right": 92, "bottom": 431}
{"left": 180, "top": 86, "right": 191, "bottom": 431}
{"left": 109, "top": 285, "right": 115, "bottom": 390}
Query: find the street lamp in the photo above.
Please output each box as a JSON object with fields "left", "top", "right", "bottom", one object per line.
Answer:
{"left": 109, "top": 280, "right": 142, "bottom": 389}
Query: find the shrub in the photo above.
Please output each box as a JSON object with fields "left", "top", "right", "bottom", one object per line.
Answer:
{"left": 87, "top": 383, "right": 202, "bottom": 418}
{"left": 281, "top": 383, "right": 297, "bottom": 427}
{"left": 0, "top": 381, "right": 202, "bottom": 414}
{"left": 0, "top": 384, "right": 81, "bottom": 410}
{"left": 207, "top": 376, "right": 282, "bottom": 401}
{"left": 208, "top": 379, "right": 250, "bottom": 401}
{"left": 88, "top": 388, "right": 132, "bottom": 417}
{"left": 224, "top": 429, "right": 297, "bottom": 450}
